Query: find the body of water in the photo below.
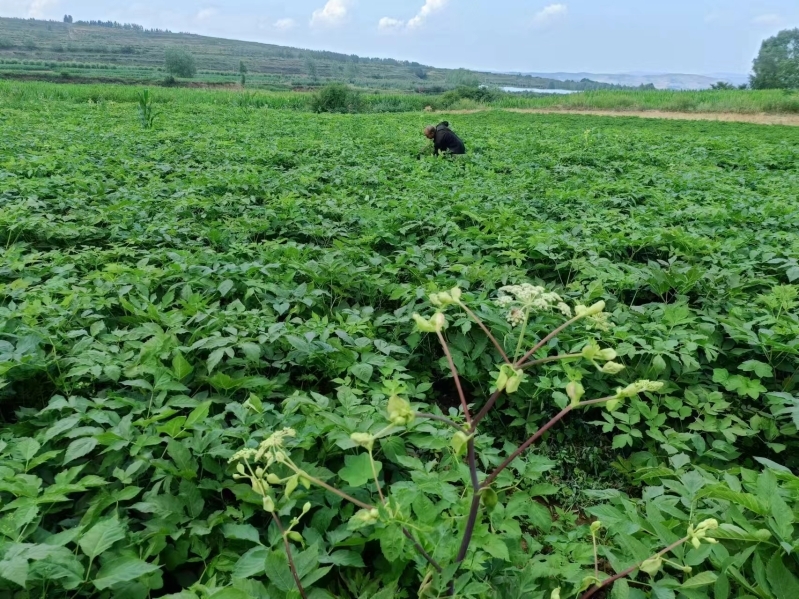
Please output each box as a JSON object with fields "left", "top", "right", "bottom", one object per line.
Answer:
{"left": 500, "top": 87, "right": 581, "bottom": 94}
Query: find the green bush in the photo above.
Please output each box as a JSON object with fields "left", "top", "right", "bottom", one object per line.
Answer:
{"left": 310, "top": 83, "right": 364, "bottom": 113}
{"left": 164, "top": 47, "right": 197, "bottom": 78}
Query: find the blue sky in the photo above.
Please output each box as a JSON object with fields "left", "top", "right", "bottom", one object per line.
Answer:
{"left": 2, "top": 1, "right": 797, "bottom": 74}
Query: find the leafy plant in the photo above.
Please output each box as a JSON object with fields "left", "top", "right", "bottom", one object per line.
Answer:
{"left": 136, "top": 88, "right": 157, "bottom": 129}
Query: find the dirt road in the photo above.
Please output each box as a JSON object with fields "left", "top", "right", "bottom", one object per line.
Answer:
{"left": 444, "top": 108, "right": 799, "bottom": 126}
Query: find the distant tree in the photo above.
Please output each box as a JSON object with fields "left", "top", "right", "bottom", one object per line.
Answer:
{"left": 239, "top": 60, "right": 247, "bottom": 86}
{"left": 738, "top": 83, "right": 749, "bottom": 90}
{"left": 164, "top": 47, "right": 196, "bottom": 78}
{"left": 710, "top": 81, "right": 736, "bottom": 90}
{"left": 750, "top": 28, "right": 799, "bottom": 89}
{"left": 413, "top": 67, "right": 428, "bottom": 80}
{"left": 305, "top": 56, "right": 318, "bottom": 80}
{"left": 63, "top": 15, "right": 73, "bottom": 23}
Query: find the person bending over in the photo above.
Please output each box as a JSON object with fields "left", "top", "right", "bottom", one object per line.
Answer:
{"left": 424, "top": 121, "right": 466, "bottom": 156}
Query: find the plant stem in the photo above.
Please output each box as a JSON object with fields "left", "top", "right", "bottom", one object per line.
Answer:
{"left": 295, "top": 469, "right": 374, "bottom": 511}
{"left": 414, "top": 411, "right": 466, "bottom": 432}
{"left": 481, "top": 395, "right": 615, "bottom": 488}
{"left": 455, "top": 439, "right": 482, "bottom": 563}
{"left": 482, "top": 405, "right": 573, "bottom": 488}
{"left": 513, "top": 308, "right": 530, "bottom": 363}
{"left": 436, "top": 330, "right": 472, "bottom": 425}
{"left": 580, "top": 537, "right": 688, "bottom": 599}
{"left": 271, "top": 512, "right": 309, "bottom": 599}
{"left": 368, "top": 450, "right": 385, "bottom": 504}
{"left": 471, "top": 388, "right": 502, "bottom": 428}
{"left": 403, "top": 527, "right": 442, "bottom": 572}
{"left": 459, "top": 303, "right": 511, "bottom": 365}
{"left": 520, "top": 353, "right": 581, "bottom": 370}
{"left": 515, "top": 314, "right": 583, "bottom": 368}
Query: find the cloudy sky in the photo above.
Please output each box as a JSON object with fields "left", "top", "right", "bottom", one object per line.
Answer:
{"left": 3, "top": 0, "right": 797, "bottom": 74}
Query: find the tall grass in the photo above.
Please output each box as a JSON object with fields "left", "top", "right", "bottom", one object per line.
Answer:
{"left": 1, "top": 81, "right": 797, "bottom": 114}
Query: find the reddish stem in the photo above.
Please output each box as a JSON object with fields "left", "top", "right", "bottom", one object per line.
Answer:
{"left": 271, "top": 513, "right": 309, "bottom": 599}
{"left": 515, "top": 315, "right": 582, "bottom": 368}
{"left": 580, "top": 537, "right": 688, "bottom": 599}
{"left": 437, "top": 330, "right": 472, "bottom": 425}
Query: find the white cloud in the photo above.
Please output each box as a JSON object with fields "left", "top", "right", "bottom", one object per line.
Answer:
{"left": 378, "top": 17, "right": 404, "bottom": 33}
{"left": 0, "top": 0, "right": 60, "bottom": 19}
{"left": 274, "top": 18, "right": 296, "bottom": 30}
{"left": 407, "top": 0, "right": 449, "bottom": 29}
{"left": 753, "top": 14, "right": 781, "bottom": 26}
{"left": 310, "top": 0, "right": 351, "bottom": 28}
{"left": 196, "top": 8, "right": 218, "bottom": 21}
{"left": 379, "top": 0, "right": 448, "bottom": 33}
{"left": 532, "top": 3, "right": 568, "bottom": 28}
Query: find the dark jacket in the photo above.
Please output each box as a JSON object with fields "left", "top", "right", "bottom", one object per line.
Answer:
{"left": 433, "top": 122, "right": 466, "bottom": 156}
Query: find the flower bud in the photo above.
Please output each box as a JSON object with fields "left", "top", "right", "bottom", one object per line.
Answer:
{"left": 288, "top": 531, "right": 304, "bottom": 543}
{"left": 566, "top": 381, "right": 585, "bottom": 406}
{"left": 255, "top": 467, "right": 264, "bottom": 478}
{"left": 596, "top": 348, "right": 617, "bottom": 361}
{"left": 236, "top": 463, "right": 246, "bottom": 475}
{"left": 350, "top": 432, "right": 375, "bottom": 450}
{"left": 601, "top": 361, "right": 626, "bottom": 375}
{"left": 586, "top": 301, "right": 606, "bottom": 316}
{"left": 412, "top": 313, "right": 438, "bottom": 333}
{"left": 348, "top": 507, "right": 380, "bottom": 530}
{"left": 266, "top": 473, "right": 281, "bottom": 484}
{"left": 302, "top": 502, "right": 311, "bottom": 514}
{"left": 387, "top": 395, "right": 414, "bottom": 426}
{"left": 262, "top": 495, "right": 275, "bottom": 512}
{"left": 449, "top": 287, "right": 462, "bottom": 302}
{"left": 639, "top": 556, "right": 662, "bottom": 576}
{"left": 590, "top": 520, "right": 602, "bottom": 534}
{"left": 551, "top": 590, "right": 561, "bottom": 599}
{"left": 505, "top": 369, "right": 525, "bottom": 394}
{"left": 431, "top": 312, "right": 447, "bottom": 332}
{"left": 451, "top": 431, "right": 470, "bottom": 457}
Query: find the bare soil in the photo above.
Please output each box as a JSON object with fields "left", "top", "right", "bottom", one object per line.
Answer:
{"left": 444, "top": 107, "right": 799, "bottom": 126}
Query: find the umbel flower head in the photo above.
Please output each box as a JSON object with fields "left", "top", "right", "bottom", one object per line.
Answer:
{"left": 496, "top": 284, "right": 572, "bottom": 324}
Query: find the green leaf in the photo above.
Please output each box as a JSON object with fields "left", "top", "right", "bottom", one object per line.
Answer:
{"left": 321, "top": 550, "right": 365, "bottom": 567}
{"left": 15, "top": 437, "right": 41, "bottom": 461}
{"left": 167, "top": 440, "right": 197, "bottom": 477}
{"left": 232, "top": 546, "right": 268, "bottom": 579}
{"left": 681, "top": 571, "right": 718, "bottom": 588}
{"left": 79, "top": 517, "right": 126, "bottom": 559}
{"left": 221, "top": 523, "right": 261, "bottom": 544}
{"left": 767, "top": 553, "right": 799, "bottom": 599}
{"left": 350, "top": 363, "right": 373, "bottom": 383}
{"left": 714, "top": 574, "right": 730, "bottom": 599}
{"left": 264, "top": 550, "right": 297, "bottom": 592}
{"left": 338, "top": 453, "right": 380, "bottom": 488}
{"left": 218, "top": 279, "right": 235, "bottom": 297}
{"left": 378, "top": 526, "right": 406, "bottom": 562}
{"left": 185, "top": 401, "right": 212, "bottom": 429}
{"left": 0, "top": 557, "right": 28, "bottom": 587}
{"left": 172, "top": 353, "right": 194, "bottom": 380}
{"left": 240, "top": 342, "right": 261, "bottom": 361}
{"left": 63, "top": 437, "right": 97, "bottom": 465}
{"left": 482, "top": 536, "right": 509, "bottom": 561}
{"left": 209, "top": 589, "right": 251, "bottom": 599}
{"left": 740, "top": 360, "right": 773, "bottom": 379}
{"left": 92, "top": 556, "right": 160, "bottom": 590}
{"left": 700, "top": 485, "right": 768, "bottom": 515}
{"left": 611, "top": 579, "right": 630, "bottom": 599}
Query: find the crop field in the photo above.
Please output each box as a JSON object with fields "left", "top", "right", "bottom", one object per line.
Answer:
{"left": 1, "top": 87, "right": 799, "bottom": 598}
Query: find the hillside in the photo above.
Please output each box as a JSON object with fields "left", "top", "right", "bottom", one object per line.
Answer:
{"left": 0, "top": 16, "right": 629, "bottom": 92}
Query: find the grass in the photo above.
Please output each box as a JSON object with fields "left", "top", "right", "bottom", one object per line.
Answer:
{"left": 2, "top": 79, "right": 798, "bottom": 116}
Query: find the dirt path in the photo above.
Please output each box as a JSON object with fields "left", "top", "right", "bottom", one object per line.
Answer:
{"left": 442, "top": 108, "right": 799, "bottom": 126}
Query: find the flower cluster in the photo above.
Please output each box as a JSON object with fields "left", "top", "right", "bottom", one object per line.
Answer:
{"left": 687, "top": 518, "right": 719, "bottom": 549}
{"left": 496, "top": 284, "right": 572, "bottom": 324}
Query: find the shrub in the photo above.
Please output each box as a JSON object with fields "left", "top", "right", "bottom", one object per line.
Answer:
{"left": 310, "top": 83, "right": 364, "bottom": 113}
{"left": 164, "top": 47, "right": 196, "bottom": 78}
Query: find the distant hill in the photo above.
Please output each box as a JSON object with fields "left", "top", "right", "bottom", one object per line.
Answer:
{"left": 0, "top": 16, "right": 631, "bottom": 93}
{"left": 515, "top": 72, "right": 751, "bottom": 90}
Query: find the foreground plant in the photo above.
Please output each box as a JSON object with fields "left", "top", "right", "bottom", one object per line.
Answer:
{"left": 225, "top": 284, "right": 728, "bottom": 597}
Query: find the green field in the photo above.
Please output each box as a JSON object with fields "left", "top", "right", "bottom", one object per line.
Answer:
{"left": 1, "top": 84, "right": 799, "bottom": 598}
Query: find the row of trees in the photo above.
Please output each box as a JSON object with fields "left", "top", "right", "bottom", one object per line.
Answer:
{"left": 751, "top": 28, "right": 798, "bottom": 89}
